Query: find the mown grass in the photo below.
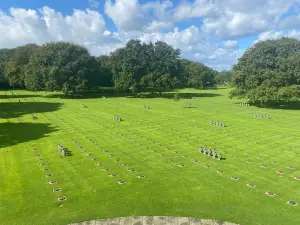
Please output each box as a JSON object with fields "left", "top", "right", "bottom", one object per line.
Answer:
{"left": 0, "top": 87, "right": 300, "bottom": 225}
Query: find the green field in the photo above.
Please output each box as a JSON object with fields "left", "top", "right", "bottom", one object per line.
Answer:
{"left": 1, "top": 87, "right": 300, "bottom": 225}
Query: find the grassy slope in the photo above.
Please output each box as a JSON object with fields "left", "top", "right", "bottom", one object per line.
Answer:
{"left": 0, "top": 88, "right": 299, "bottom": 225}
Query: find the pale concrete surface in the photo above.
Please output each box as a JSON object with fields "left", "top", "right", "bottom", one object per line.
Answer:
{"left": 69, "top": 217, "right": 240, "bottom": 225}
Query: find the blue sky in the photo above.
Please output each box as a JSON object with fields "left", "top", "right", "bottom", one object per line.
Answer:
{"left": 0, "top": 0, "right": 299, "bottom": 71}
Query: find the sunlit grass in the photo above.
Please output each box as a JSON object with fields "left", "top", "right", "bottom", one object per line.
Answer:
{"left": 0, "top": 87, "right": 299, "bottom": 225}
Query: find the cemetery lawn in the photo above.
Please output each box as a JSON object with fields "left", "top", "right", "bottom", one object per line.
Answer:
{"left": 1, "top": 87, "right": 300, "bottom": 225}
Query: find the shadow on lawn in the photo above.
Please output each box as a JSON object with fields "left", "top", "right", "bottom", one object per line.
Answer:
{"left": 0, "top": 122, "right": 57, "bottom": 148}
{"left": 237, "top": 101, "right": 300, "bottom": 110}
{"left": 0, "top": 102, "right": 63, "bottom": 119}
{"left": 254, "top": 101, "right": 300, "bottom": 110}
{"left": 45, "top": 88, "right": 222, "bottom": 99}
{"left": 0, "top": 94, "right": 41, "bottom": 99}
{"left": 132, "top": 92, "right": 222, "bottom": 99}
{"left": 63, "top": 148, "right": 74, "bottom": 156}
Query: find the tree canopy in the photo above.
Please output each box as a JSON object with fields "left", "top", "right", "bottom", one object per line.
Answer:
{"left": 230, "top": 38, "right": 300, "bottom": 102}
{"left": 0, "top": 40, "right": 217, "bottom": 94}
{"left": 4, "top": 44, "right": 38, "bottom": 87}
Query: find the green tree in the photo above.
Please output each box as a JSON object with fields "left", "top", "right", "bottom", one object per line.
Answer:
{"left": 96, "top": 55, "right": 114, "bottom": 87}
{"left": 110, "top": 40, "right": 180, "bottom": 93}
{"left": 24, "top": 42, "right": 95, "bottom": 95}
{"left": 215, "top": 70, "right": 233, "bottom": 85}
{"left": 0, "top": 49, "right": 12, "bottom": 89}
{"left": 4, "top": 44, "right": 38, "bottom": 87}
{"left": 230, "top": 37, "right": 300, "bottom": 103}
{"left": 177, "top": 59, "right": 216, "bottom": 89}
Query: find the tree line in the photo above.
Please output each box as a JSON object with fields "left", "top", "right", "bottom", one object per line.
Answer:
{"left": 0, "top": 40, "right": 220, "bottom": 95}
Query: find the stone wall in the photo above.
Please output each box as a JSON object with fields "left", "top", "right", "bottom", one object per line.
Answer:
{"left": 69, "top": 216, "right": 240, "bottom": 225}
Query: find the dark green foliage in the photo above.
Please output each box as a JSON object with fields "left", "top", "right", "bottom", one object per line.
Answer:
{"left": 230, "top": 38, "right": 300, "bottom": 102}
{"left": 215, "top": 70, "right": 233, "bottom": 85}
{"left": 0, "top": 40, "right": 217, "bottom": 93}
{"left": 0, "top": 49, "right": 12, "bottom": 75}
{"left": 24, "top": 42, "right": 94, "bottom": 94}
{"left": 0, "top": 49, "right": 15, "bottom": 88}
{"left": 95, "top": 56, "right": 114, "bottom": 87}
{"left": 4, "top": 44, "right": 38, "bottom": 87}
{"left": 110, "top": 40, "right": 217, "bottom": 93}
{"left": 177, "top": 59, "right": 216, "bottom": 89}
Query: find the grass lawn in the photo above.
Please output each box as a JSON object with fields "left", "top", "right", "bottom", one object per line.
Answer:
{"left": 0, "top": 87, "right": 300, "bottom": 225}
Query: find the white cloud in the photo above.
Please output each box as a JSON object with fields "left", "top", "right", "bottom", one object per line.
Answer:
{"left": 0, "top": 1, "right": 300, "bottom": 71}
{"left": 104, "top": 0, "right": 145, "bottom": 31}
{"left": 223, "top": 40, "right": 238, "bottom": 48}
{"left": 173, "top": 0, "right": 219, "bottom": 21}
{"left": 173, "top": 0, "right": 297, "bottom": 38}
{"left": 287, "top": 29, "right": 300, "bottom": 39}
{"left": 104, "top": 0, "right": 173, "bottom": 31}
{"left": 253, "top": 29, "right": 300, "bottom": 46}
{"left": 144, "top": 20, "right": 173, "bottom": 32}
{"left": 88, "top": 0, "right": 100, "bottom": 8}
{"left": 279, "top": 14, "right": 300, "bottom": 29}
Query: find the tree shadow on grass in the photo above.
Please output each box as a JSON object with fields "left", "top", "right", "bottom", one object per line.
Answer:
{"left": 46, "top": 89, "right": 130, "bottom": 99}
{"left": 0, "top": 122, "right": 57, "bottom": 148}
{"left": 45, "top": 89, "right": 222, "bottom": 99}
{"left": 0, "top": 102, "right": 63, "bottom": 119}
{"left": 251, "top": 101, "right": 300, "bottom": 110}
{"left": 0, "top": 94, "right": 41, "bottom": 99}
{"left": 63, "top": 148, "right": 74, "bottom": 156}
{"left": 127, "top": 92, "right": 222, "bottom": 99}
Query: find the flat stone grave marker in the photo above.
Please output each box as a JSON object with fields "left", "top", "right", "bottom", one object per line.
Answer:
{"left": 287, "top": 200, "right": 297, "bottom": 206}
{"left": 266, "top": 191, "right": 275, "bottom": 196}
{"left": 118, "top": 180, "right": 126, "bottom": 184}
{"left": 53, "top": 188, "right": 61, "bottom": 192}
{"left": 276, "top": 170, "right": 284, "bottom": 174}
{"left": 58, "top": 196, "right": 66, "bottom": 201}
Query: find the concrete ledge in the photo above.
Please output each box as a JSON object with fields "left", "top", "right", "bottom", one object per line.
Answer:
{"left": 69, "top": 216, "right": 240, "bottom": 225}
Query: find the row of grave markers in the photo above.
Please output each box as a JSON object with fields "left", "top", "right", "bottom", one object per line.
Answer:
{"left": 32, "top": 143, "right": 66, "bottom": 203}
{"left": 199, "top": 147, "right": 222, "bottom": 160}
{"left": 240, "top": 103, "right": 250, "bottom": 106}
{"left": 210, "top": 120, "right": 226, "bottom": 127}
{"left": 254, "top": 114, "right": 270, "bottom": 119}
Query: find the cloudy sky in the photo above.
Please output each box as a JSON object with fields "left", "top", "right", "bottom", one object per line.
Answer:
{"left": 0, "top": 0, "right": 300, "bottom": 71}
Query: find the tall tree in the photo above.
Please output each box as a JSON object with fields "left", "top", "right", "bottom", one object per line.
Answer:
{"left": 110, "top": 40, "right": 181, "bottom": 93}
{"left": 177, "top": 59, "right": 216, "bottom": 89}
{"left": 215, "top": 70, "right": 233, "bottom": 85}
{"left": 230, "top": 37, "right": 300, "bottom": 102}
{"left": 24, "top": 42, "right": 95, "bottom": 94}
{"left": 0, "top": 49, "right": 12, "bottom": 89}
{"left": 95, "top": 55, "right": 114, "bottom": 87}
{"left": 4, "top": 44, "right": 38, "bottom": 87}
